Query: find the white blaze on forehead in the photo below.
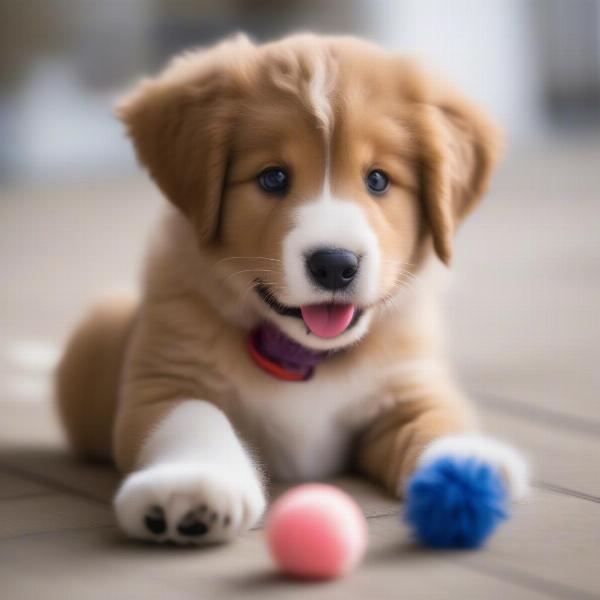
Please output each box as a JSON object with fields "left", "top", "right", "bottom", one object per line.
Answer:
{"left": 308, "top": 54, "right": 333, "bottom": 136}
{"left": 307, "top": 53, "right": 335, "bottom": 196}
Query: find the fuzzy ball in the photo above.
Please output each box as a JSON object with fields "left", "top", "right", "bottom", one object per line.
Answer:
{"left": 405, "top": 456, "right": 508, "bottom": 549}
{"left": 266, "top": 484, "right": 368, "bottom": 580}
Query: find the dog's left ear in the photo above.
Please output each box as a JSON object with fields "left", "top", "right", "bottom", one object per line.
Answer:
{"left": 414, "top": 85, "right": 503, "bottom": 264}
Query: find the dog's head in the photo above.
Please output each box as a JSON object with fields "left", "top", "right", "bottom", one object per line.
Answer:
{"left": 118, "top": 34, "right": 501, "bottom": 351}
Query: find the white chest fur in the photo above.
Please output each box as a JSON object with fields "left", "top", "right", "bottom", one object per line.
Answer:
{"left": 240, "top": 370, "right": 374, "bottom": 480}
{"left": 228, "top": 354, "right": 400, "bottom": 481}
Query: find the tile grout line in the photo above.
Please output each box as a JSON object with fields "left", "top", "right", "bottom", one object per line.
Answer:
{"left": 0, "top": 523, "right": 116, "bottom": 543}
{"left": 534, "top": 480, "right": 600, "bottom": 504}
{"left": 365, "top": 510, "right": 401, "bottom": 520}
{"left": 472, "top": 388, "right": 600, "bottom": 438}
{"left": 0, "top": 462, "right": 110, "bottom": 508}
{"left": 0, "top": 490, "right": 56, "bottom": 502}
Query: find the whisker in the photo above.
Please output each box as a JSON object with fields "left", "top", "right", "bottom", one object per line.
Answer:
{"left": 215, "top": 256, "right": 283, "bottom": 268}
{"left": 382, "top": 259, "right": 415, "bottom": 268}
{"left": 241, "top": 279, "right": 277, "bottom": 304}
{"left": 378, "top": 267, "right": 420, "bottom": 313}
{"left": 220, "top": 268, "right": 275, "bottom": 285}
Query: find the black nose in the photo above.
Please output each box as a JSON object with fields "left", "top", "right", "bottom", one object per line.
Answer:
{"left": 306, "top": 248, "right": 359, "bottom": 291}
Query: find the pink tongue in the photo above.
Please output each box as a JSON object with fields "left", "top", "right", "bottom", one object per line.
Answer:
{"left": 300, "top": 304, "right": 356, "bottom": 338}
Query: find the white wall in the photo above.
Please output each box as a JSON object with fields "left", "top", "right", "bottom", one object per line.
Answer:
{"left": 363, "top": 0, "right": 544, "bottom": 139}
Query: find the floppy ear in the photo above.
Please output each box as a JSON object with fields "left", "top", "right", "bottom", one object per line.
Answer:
{"left": 415, "top": 90, "right": 503, "bottom": 264}
{"left": 116, "top": 37, "right": 251, "bottom": 243}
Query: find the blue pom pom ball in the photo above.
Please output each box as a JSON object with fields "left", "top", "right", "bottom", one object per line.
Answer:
{"left": 405, "top": 456, "right": 508, "bottom": 549}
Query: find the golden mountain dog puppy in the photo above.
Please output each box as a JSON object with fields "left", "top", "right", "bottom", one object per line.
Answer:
{"left": 56, "top": 33, "right": 528, "bottom": 545}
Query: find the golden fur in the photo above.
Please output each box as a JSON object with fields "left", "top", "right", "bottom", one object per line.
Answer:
{"left": 57, "top": 33, "right": 501, "bottom": 498}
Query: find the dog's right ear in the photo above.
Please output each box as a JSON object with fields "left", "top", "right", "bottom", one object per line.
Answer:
{"left": 116, "top": 35, "right": 253, "bottom": 243}
{"left": 400, "top": 59, "right": 503, "bottom": 265}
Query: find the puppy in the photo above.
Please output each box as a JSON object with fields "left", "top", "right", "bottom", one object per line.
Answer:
{"left": 56, "top": 33, "right": 528, "bottom": 545}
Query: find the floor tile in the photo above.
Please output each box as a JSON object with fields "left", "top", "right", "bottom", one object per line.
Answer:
{"left": 0, "top": 493, "right": 112, "bottom": 540}
{"left": 0, "top": 522, "right": 551, "bottom": 600}
{"left": 0, "top": 469, "right": 49, "bottom": 499}
{"left": 0, "top": 400, "right": 63, "bottom": 449}
{"left": 480, "top": 407, "right": 600, "bottom": 498}
{"left": 446, "top": 147, "right": 600, "bottom": 424}
{"left": 0, "top": 446, "right": 119, "bottom": 505}
{"left": 371, "top": 489, "right": 600, "bottom": 598}
{"left": 456, "top": 489, "right": 600, "bottom": 598}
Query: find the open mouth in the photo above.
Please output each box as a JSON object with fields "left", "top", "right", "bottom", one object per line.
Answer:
{"left": 255, "top": 282, "right": 363, "bottom": 339}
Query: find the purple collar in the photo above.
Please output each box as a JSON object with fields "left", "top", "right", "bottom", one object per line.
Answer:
{"left": 248, "top": 322, "right": 330, "bottom": 381}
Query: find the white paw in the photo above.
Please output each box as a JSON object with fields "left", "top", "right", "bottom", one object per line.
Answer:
{"left": 114, "top": 463, "right": 266, "bottom": 545}
{"left": 417, "top": 434, "right": 530, "bottom": 501}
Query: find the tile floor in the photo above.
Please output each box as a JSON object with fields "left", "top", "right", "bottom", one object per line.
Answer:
{"left": 0, "top": 141, "right": 599, "bottom": 599}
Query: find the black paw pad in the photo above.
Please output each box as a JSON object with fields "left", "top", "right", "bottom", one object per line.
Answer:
{"left": 144, "top": 506, "right": 167, "bottom": 535}
{"left": 177, "top": 512, "right": 209, "bottom": 537}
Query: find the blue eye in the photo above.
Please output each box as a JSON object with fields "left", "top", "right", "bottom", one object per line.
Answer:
{"left": 258, "top": 167, "right": 289, "bottom": 195}
{"left": 365, "top": 169, "right": 390, "bottom": 195}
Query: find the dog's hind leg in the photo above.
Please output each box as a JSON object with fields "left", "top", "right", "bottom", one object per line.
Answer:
{"left": 55, "top": 295, "right": 138, "bottom": 462}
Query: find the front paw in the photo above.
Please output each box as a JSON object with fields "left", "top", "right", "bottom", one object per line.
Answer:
{"left": 114, "top": 463, "right": 266, "bottom": 545}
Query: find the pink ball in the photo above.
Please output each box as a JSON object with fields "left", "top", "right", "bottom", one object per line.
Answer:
{"left": 266, "top": 484, "right": 368, "bottom": 580}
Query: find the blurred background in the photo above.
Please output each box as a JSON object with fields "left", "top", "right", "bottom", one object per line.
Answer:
{"left": 1, "top": 0, "right": 600, "bottom": 454}
{"left": 2, "top": 0, "right": 600, "bottom": 183}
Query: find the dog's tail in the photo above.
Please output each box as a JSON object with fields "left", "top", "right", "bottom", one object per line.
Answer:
{"left": 55, "top": 295, "right": 138, "bottom": 462}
